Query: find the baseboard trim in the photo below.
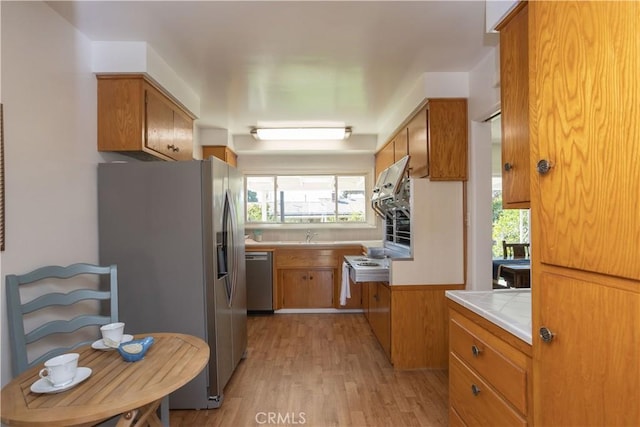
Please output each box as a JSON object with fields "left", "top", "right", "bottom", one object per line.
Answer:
{"left": 274, "top": 308, "right": 364, "bottom": 314}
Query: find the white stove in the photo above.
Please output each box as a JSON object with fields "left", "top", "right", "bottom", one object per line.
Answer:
{"left": 344, "top": 255, "right": 389, "bottom": 283}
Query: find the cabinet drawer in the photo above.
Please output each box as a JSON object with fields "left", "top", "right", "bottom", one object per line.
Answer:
{"left": 450, "top": 353, "right": 527, "bottom": 426}
{"left": 276, "top": 249, "right": 335, "bottom": 268}
{"left": 450, "top": 318, "right": 527, "bottom": 414}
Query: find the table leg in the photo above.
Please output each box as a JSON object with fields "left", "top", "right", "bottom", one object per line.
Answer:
{"left": 115, "top": 399, "right": 163, "bottom": 427}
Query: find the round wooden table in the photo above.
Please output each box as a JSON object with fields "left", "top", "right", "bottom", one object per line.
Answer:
{"left": 1, "top": 333, "right": 210, "bottom": 427}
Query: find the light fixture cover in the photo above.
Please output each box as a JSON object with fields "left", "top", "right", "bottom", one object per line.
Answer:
{"left": 251, "top": 127, "right": 352, "bottom": 141}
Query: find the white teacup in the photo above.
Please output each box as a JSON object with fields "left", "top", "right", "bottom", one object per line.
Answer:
{"left": 39, "top": 353, "right": 79, "bottom": 387}
{"left": 100, "top": 322, "right": 125, "bottom": 348}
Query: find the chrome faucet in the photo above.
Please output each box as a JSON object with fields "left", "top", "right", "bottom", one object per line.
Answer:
{"left": 305, "top": 230, "right": 318, "bottom": 243}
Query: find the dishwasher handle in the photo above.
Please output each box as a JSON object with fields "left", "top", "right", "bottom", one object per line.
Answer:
{"left": 246, "top": 252, "right": 270, "bottom": 261}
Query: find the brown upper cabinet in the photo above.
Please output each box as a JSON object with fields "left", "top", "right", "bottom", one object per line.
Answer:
{"left": 97, "top": 74, "right": 196, "bottom": 161}
{"left": 202, "top": 146, "right": 238, "bottom": 167}
{"left": 374, "top": 138, "right": 395, "bottom": 181}
{"left": 393, "top": 129, "right": 408, "bottom": 163}
{"left": 376, "top": 98, "right": 468, "bottom": 181}
{"left": 497, "top": 3, "right": 530, "bottom": 208}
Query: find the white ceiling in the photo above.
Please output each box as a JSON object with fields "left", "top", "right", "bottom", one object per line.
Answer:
{"left": 47, "top": 1, "right": 498, "bottom": 147}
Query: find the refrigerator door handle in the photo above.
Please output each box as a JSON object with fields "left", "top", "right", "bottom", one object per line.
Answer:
{"left": 222, "top": 190, "right": 238, "bottom": 307}
{"left": 227, "top": 190, "right": 239, "bottom": 306}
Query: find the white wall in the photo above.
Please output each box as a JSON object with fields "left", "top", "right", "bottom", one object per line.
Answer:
{"left": 377, "top": 72, "right": 470, "bottom": 148}
{"left": 0, "top": 1, "right": 108, "bottom": 386}
{"left": 91, "top": 41, "right": 201, "bottom": 118}
{"left": 467, "top": 48, "right": 501, "bottom": 291}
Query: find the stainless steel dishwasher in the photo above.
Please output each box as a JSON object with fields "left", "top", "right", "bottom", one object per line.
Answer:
{"left": 245, "top": 251, "right": 274, "bottom": 314}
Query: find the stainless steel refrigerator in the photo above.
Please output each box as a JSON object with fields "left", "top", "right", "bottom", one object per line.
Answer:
{"left": 97, "top": 158, "right": 247, "bottom": 409}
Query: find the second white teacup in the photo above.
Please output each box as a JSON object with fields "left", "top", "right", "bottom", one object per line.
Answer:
{"left": 100, "top": 322, "right": 125, "bottom": 348}
{"left": 39, "top": 353, "right": 79, "bottom": 387}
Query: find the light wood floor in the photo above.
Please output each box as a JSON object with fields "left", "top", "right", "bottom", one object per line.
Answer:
{"left": 170, "top": 314, "right": 449, "bottom": 426}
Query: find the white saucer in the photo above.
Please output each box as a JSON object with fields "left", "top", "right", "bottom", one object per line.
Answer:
{"left": 30, "top": 367, "right": 92, "bottom": 394}
{"left": 91, "top": 334, "right": 134, "bottom": 351}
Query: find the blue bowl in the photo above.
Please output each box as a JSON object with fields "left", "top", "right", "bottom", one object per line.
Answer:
{"left": 117, "top": 336, "right": 154, "bottom": 362}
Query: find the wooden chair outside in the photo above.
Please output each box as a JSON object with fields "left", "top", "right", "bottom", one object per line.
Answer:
{"left": 5, "top": 263, "right": 118, "bottom": 376}
{"left": 502, "top": 241, "right": 530, "bottom": 259}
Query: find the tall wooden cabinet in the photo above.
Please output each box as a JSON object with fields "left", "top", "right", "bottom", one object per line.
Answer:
{"left": 529, "top": 2, "right": 640, "bottom": 425}
{"left": 97, "top": 74, "right": 195, "bottom": 161}
{"left": 498, "top": 3, "right": 530, "bottom": 209}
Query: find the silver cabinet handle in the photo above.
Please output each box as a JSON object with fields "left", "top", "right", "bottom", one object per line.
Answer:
{"left": 536, "top": 159, "right": 552, "bottom": 175}
{"left": 504, "top": 162, "right": 513, "bottom": 172}
{"left": 539, "top": 327, "right": 555, "bottom": 343}
{"left": 471, "top": 345, "right": 481, "bottom": 357}
{"left": 471, "top": 384, "right": 481, "bottom": 396}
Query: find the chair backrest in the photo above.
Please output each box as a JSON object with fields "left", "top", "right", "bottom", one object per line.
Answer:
{"left": 502, "top": 241, "right": 530, "bottom": 259}
{"left": 5, "top": 263, "right": 118, "bottom": 376}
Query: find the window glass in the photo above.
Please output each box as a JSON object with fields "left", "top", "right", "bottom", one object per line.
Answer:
{"left": 492, "top": 177, "right": 530, "bottom": 257}
{"left": 246, "top": 176, "right": 275, "bottom": 222}
{"left": 337, "top": 176, "right": 366, "bottom": 222}
{"left": 246, "top": 174, "right": 366, "bottom": 224}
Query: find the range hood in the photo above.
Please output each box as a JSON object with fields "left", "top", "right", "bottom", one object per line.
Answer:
{"left": 371, "top": 155, "right": 410, "bottom": 219}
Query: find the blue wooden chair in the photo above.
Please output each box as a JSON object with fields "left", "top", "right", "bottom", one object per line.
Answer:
{"left": 5, "top": 263, "right": 118, "bottom": 376}
{"left": 6, "top": 262, "right": 170, "bottom": 426}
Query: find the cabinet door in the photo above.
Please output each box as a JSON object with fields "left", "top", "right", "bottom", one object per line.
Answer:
{"left": 341, "top": 279, "right": 362, "bottom": 309}
{"left": 393, "top": 129, "right": 408, "bottom": 162}
{"left": 307, "top": 269, "right": 333, "bottom": 308}
{"left": 281, "top": 269, "right": 333, "bottom": 308}
{"left": 427, "top": 99, "right": 468, "bottom": 180}
{"left": 376, "top": 282, "right": 391, "bottom": 358}
{"left": 281, "top": 270, "right": 310, "bottom": 308}
{"left": 375, "top": 141, "right": 395, "bottom": 181}
{"left": 361, "top": 282, "right": 370, "bottom": 319}
{"left": 407, "top": 107, "right": 428, "bottom": 178}
{"left": 368, "top": 282, "right": 391, "bottom": 359}
{"left": 499, "top": 3, "right": 530, "bottom": 208}
{"left": 535, "top": 272, "right": 639, "bottom": 426}
{"left": 530, "top": 1, "right": 640, "bottom": 280}
{"left": 145, "top": 87, "right": 177, "bottom": 159}
{"left": 172, "top": 109, "right": 194, "bottom": 161}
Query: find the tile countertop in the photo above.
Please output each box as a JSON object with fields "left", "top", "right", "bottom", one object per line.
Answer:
{"left": 445, "top": 289, "right": 532, "bottom": 345}
{"left": 245, "top": 239, "right": 383, "bottom": 248}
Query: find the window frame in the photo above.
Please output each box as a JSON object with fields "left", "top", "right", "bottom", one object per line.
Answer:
{"left": 244, "top": 173, "right": 369, "bottom": 226}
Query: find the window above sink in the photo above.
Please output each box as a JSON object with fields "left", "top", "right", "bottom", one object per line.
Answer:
{"left": 245, "top": 174, "right": 367, "bottom": 225}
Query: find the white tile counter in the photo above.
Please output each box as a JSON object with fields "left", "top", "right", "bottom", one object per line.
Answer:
{"left": 445, "top": 289, "right": 532, "bottom": 344}
{"left": 245, "top": 239, "right": 383, "bottom": 248}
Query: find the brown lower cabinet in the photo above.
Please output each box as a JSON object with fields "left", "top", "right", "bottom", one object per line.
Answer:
{"left": 363, "top": 283, "right": 465, "bottom": 369}
{"left": 279, "top": 269, "right": 333, "bottom": 308}
{"left": 448, "top": 301, "right": 532, "bottom": 426}
{"left": 274, "top": 245, "right": 363, "bottom": 310}
{"left": 366, "top": 282, "right": 391, "bottom": 359}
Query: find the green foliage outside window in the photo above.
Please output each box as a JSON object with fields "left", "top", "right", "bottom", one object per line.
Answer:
{"left": 492, "top": 191, "right": 529, "bottom": 258}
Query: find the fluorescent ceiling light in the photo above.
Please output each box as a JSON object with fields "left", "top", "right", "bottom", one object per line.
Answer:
{"left": 251, "top": 127, "right": 352, "bottom": 141}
